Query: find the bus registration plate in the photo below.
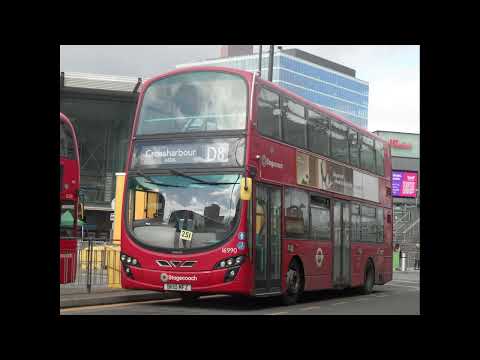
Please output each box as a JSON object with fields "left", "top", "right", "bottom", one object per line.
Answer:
{"left": 164, "top": 284, "right": 192, "bottom": 291}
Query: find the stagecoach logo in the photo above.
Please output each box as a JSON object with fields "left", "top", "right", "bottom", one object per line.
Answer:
{"left": 160, "top": 273, "right": 198, "bottom": 282}
{"left": 260, "top": 154, "right": 284, "bottom": 169}
{"left": 315, "top": 248, "right": 324, "bottom": 268}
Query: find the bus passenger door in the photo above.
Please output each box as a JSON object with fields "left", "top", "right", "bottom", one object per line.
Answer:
{"left": 254, "top": 184, "right": 282, "bottom": 295}
{"left": 332, "top": 201, "right": 351, "bottom": 287}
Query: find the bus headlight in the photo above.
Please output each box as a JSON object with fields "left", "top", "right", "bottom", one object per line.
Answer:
{"left": 214, "top": 256, "right": 245, "bottom": 269}
{"left": 124, "top": 266, "right": 133, "bottom": 278}
{"left": 224, "top": 267, "right": 240, "bottom": 282}
{"left": 120, "top": 253, "right": 141, "bottom": 268}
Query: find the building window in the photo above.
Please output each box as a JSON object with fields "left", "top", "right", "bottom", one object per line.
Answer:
{"left": 282, "top": 98, "right": 306, "bottom": 148}
{"left": 285, "top": 188, "right": 309, "bottom": 238}
{"left": 257, "top": 87, "right": 281, "bottom": 140}
{"left": 360, "top": 135, "right": 376, "bottom": 173}
{"left": 310, "top": 195, "right": 330, "bottom": 240}
{"left": 330, "top": 118, "right": 349, "bottom": 163}
{"left": 307, "top": 109, "right": 330, "bottom": 156}
{"left": 60, "top": 122, "right": 76, "bottom": 160}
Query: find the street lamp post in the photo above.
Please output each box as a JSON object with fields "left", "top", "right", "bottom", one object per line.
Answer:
{"left": 258, "top": 45, "right": 262, "bottom": 77}
{"left": 268, "top": 45, "right": 274, "bottom": 81}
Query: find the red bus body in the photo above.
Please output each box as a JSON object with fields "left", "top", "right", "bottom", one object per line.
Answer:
{"left": 60, "top": 112, "right": 80, "bottom": 284}
{"left": 120, "top": 67, "right": 392, "bottom": 301}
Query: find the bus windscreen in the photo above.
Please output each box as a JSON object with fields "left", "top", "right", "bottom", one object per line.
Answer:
{"left": 126, "top": 173, "right": 242, "bottom": 251}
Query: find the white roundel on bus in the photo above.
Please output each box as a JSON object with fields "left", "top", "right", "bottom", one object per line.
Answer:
{"left": 315, "top": 248, "right": 324, "bottom": 268}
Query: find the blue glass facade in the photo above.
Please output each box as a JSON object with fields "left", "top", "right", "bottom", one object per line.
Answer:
{"left": 177, "top": 52, "right": 369, "bottom": 128}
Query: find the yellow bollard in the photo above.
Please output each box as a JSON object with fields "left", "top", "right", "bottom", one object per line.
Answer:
{"left": 108, "top": 172, "right": 125, "bottom": 288}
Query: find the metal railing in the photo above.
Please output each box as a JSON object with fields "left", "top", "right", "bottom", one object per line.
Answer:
{"left": 60, "top": 236, "right": 122, "bottom": 293}
{"left": 393, "top": 206, "right": 420, "bottom": 270}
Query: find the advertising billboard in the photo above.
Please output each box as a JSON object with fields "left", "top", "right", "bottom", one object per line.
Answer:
{"left": 296, "top": 151, "right": 379, "bottom": 203}
{"left": 392, "top": 171, "right": 418, "bottom": 198}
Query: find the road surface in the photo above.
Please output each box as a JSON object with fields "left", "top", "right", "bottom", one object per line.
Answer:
{"left": 61, "top": 278, "right": 419, "bottom": 315}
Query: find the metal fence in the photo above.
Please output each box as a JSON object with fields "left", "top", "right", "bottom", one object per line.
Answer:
{"left": 60, "top": 237, "right": 122, "bottom": 292}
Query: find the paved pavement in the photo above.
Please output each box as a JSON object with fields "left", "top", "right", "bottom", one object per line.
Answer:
{"left": 60, "top": 276, "right": 420, "bottom": 315}
{"left": 393, "top": 270, "right": 420, "bottom": 282}
{"left": 60, "top": 287, "right": 176, "bottom": 308}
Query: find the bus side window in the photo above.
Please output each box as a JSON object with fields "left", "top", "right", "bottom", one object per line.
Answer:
{"left": 257, "top": 87, "right": 281, "bottom": 140}
{"left": 282, "top": 98, "right": 306, "bottom": 149}
{"left": 330, "top": 119, "right": 349, "bottom": 164}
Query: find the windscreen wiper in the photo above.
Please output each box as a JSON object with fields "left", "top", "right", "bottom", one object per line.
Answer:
{"left": 168, "top": 169, "right": 239, "bottom": 185}
{"left": 135, "top": 170, "right": 184, "bottom": 187}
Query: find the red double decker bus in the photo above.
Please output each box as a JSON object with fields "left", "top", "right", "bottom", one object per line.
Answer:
{"left": 120, "top": 67, "right": 392, "bottom": 304}
{"left": 60, "top": 112, "right": 81, "bottom": 284}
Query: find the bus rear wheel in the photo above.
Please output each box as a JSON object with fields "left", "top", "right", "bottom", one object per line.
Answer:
{"left": 360, "top": 262, "right": 375, "bottom": 295}
{"left": 282, "top": 260, "right": 304, "bottom": 306}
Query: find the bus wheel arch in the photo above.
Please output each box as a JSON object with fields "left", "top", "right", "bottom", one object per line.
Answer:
{"left": 282, "top": 256, "right": 305, "bottom": 306}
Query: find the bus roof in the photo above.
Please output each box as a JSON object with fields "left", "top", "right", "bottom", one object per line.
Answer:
{"left": 141, "top": 65, "right": 254, "bottom": 91}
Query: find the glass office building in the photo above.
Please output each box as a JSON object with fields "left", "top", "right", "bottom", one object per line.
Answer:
{"left": 177, "top": 48, "right": 369, "bottom": 128}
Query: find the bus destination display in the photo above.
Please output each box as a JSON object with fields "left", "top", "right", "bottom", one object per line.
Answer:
{"left": 131, "top": 138, "right": 245, "bottom": 168}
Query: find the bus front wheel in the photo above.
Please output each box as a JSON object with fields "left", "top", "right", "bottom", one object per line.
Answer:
{"left": 282, "top": 259, "right": 304, "bottom": 306}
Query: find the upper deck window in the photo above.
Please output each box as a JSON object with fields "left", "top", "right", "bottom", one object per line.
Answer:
{"left": 137, "top": 71, "right": 248, "bottom": 136}
{"left": 257, "top": 87, "right": 281, "bottom": 140}
{"left": 282, "top": 98, "right": 306, "bottom": 149}
{"left": 60, "top": 121, "right": 76, "bottom": 160}
{"left": 330, "top": 119, "right": 349, "bottom": 163}
{"left": 307, "top": 109, "right": 329, "bottom": 156}
{"left": 360, "top": 135, "right": 376, "bottom": 174}
{"left": 348, "top": 128, "right": 360, "bottom": 168}
{"left": 375, "top": 140, "right": 385, "bottom": 176}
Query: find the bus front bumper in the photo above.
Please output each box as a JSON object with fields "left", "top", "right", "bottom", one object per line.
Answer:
{"left": 121, "top": 265, "right": 252, "bottom": 295}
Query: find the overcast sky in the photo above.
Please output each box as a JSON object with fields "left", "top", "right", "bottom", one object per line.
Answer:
{"left": 60, "top": 45, "right": 419, "bottom": 133}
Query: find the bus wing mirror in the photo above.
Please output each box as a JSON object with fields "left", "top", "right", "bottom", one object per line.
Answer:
{"left": 240, "top": 177, "right": 252, "bottom": 201}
